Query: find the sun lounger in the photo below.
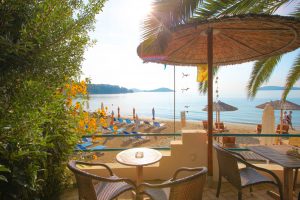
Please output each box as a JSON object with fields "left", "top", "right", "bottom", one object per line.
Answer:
{"left": 151, "top": 121, "right": 166, "bottom": 132}
{"left": 275, "top": 124, "right": 289, "bottom": 134}
{"left": 115, "top": 118, "right": 126, "bottom": 127}
{"left": 124, "top": 118, "right": 135, "bottom": 128}
{"left": 131, "top": 131, "right": 150, "bottom": 146}
{"left": 215, "top": 122, "right": 229, "bottom": 132}
{"left": 75, "top": 143, "right": 106, "bottom": 151}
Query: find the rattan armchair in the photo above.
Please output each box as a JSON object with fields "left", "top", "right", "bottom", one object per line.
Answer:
{"left": 67, "top": 160, "right": 136, "bottom": 200}
{"left": 137, "top": 167, "right": 207, "bottom": 200}
{"left": 214, "top": 144, "right": 283, "bottom": 200}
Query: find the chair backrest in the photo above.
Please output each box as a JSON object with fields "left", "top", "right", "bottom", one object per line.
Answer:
{"left": 215, "top": 122, "right": 225, "bottom": 129}
{"left": 214, "top": 145, "right": 241, "bottom": 189}
{"left": 256, "top": 124, "right": 262, "bottom": 134}
{"left": 276, "top": 124, "right": 289, "bottom": 133}
{"left": 202, "top": 120, "right": 208, "bottom": 130}
{"left": 67, "top": 161, "right": 97, "bottom": 200}
{"left": 168, "top": 167, "right": 207, "bottom": 200}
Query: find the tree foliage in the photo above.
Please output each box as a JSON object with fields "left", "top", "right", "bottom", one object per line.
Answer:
{"left": 0, "top": 0, "right": 105, "bottom": 199}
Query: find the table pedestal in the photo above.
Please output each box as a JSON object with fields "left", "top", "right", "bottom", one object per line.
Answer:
{"left": 136, "top": 165, "right": 143, "bottom": 186}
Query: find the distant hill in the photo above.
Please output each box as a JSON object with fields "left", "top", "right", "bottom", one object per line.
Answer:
{"left": 131, "top": 87, "right": 173, "bottom": 92}
{"left": 259, "top": 86, "right": 300, "bottom": 90}
{"left": 88, "top": 84, "right": 133, "bottom": 94}
{"left": 146, "top": 87, "right": 173, "bottom": 92}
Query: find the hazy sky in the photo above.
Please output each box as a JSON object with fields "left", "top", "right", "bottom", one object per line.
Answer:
{"left": 82, "top": 0, "right": 300, "bottom": 97}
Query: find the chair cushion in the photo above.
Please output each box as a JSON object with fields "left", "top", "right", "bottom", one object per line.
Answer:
{"left": 240, "top": 167, "right": 274, "bottom": 187}
{"left": 143, "top": 188, "right": 170, "bottom": 200}
{"left": 94, "top": 176, "right": 134, "bottom": 200}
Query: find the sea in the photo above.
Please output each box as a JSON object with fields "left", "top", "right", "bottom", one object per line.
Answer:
{"left": 84, "top": 90, "right": 300, "bottom": 129}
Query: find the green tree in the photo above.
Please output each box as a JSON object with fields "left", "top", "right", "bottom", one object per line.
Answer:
{"left": 0, "top": 0, "right": 105, "bottom": 199}
{"left": 141, "top": 0, "right": 300, "bottom": 99}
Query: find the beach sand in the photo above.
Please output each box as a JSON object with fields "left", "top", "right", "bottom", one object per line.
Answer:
{"left": 78, "top": 118, "right": 298, "bottom": 163}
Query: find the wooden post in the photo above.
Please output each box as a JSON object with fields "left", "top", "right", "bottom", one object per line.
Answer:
{"left": 207, "top": 28, "right": 213, "bottom": 176}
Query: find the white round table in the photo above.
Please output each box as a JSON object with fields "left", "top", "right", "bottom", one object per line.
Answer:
{"left": 116, "top": 147, "right": 162, "bottom": 186}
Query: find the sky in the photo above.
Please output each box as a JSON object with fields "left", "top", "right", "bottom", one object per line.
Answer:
{"left": 82, "top": 0, "right": 300, "bottom": 97}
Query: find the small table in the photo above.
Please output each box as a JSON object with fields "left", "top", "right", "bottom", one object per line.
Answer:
{"left": 116, "top": 147, "right": 162, "bottom": 186}
{"left": 248, "top": 145, "right": 300, "bottom": 200}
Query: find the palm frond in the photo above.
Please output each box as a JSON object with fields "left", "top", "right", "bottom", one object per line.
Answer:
{"left": 290, "top": 2, "right": 300, "bottom": 18}
{"left": 247, "top": 54, "right": 283, "bottom": 99}
{"left": 282, "top": 53, "right": 300, "bottom": 100}
{"left": 194, "top": 0, "right": 291, "bottom": 19}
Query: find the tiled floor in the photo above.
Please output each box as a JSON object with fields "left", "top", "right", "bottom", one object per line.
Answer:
{"left": 59, "top": 182, "right": 300, "bottom": 200}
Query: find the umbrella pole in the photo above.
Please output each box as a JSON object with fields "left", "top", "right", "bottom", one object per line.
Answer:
{"left": 174, "top": 65, "right": 176, "bottom": 139}
{"left": 207, "top": 28, "right": 213, "bottom": 177}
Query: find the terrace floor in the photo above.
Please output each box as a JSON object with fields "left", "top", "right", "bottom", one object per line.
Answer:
{"left": 60, "top": 182, "right": 300, "bottom": 200}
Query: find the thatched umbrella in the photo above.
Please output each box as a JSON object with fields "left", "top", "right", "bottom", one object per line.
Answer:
{"left": 137, "top": 14, "right": 300, "bottom": 177}
{"left": 256, "top": 100, "right": 300, "bottom": 133}
{"left": 202, "top": 100, "right": 238, "bottom": 124}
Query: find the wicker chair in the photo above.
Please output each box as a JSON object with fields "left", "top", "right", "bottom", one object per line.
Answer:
{"left": 214, "top": 144, "right": 283, "bottom": 200}
{"left": 137, "top": 167, "right": 207, "bottom": 200}
{"left": 67, "top": 160, "right": 136, "bottom": 200}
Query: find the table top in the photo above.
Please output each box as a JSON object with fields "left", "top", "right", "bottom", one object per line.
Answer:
{"left": 116, "top": 147, "right": 162, "bottom": 167}
{"left": 248, "top": 145, "right": 300, "bottom": 169}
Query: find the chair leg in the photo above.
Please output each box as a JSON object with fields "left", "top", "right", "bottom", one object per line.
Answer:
{"left": 238, "top": 190, "right": 242, "bottom": 200}
{"left": 216, "top": 175, "right": 222, "bottom": 198}
{"left": 249, "top": 186, "right": 253, "bottom": 193}
{"left": 294, "top": 168, "right": 298, "bottom": 191}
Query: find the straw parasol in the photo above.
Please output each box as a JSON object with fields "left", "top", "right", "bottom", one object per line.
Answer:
{"left": 117, "top": 106, "right": 120, "bottom": 119}
{"left": 202, "top": 100, "right": 238, "bottom": 123}
{"left": 137, "top": 14, "right": 300, "bottom": 176}
{"left": 152, "top": 107, "right": 155, "bottom": 121}
{"left": 261, "top": 104, "right": 275, "bottom": 145}
{"left": 133, "top": 107, "right": 136, "bottom": 120}
{"left": 256, "top": 100, "right": 300, "bottom": 133}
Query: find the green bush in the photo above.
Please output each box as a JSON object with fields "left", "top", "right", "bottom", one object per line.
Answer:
{"left": 0, "top": 0, "right": 105, "bottom": 199}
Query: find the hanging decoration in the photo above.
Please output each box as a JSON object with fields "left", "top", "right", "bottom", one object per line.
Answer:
{"left": 197, "top": 64, "right": 208, "bottom": 82}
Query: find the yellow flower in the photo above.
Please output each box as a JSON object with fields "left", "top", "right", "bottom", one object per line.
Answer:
{"left": 66, "top": 98, "right": 72, "bottom": 107}
{"left": 75, "top": 102, "right": 81, "bottom": 110}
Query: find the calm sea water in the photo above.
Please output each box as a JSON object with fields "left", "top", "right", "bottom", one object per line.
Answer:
{"left": 84, "top": 90, "right": 300, "bottom": 129}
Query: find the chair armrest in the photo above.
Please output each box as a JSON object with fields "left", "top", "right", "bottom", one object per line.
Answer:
{"left": 235, "top": 157, "right": 282, "bottom": 187}
{"left": 76, "top": 161, "right": 114, "bottom": 176}
{"left": 172, "top": 167, "right": 205, "bottom": 180}
{"left": 138, "top": 179, "right": 172, "bottom": 191}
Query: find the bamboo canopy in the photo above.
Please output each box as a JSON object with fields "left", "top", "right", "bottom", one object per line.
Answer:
{"left": 137, "top": 14, "right": 300, "bottom": 176}
{"left": 256, "top": 100, "right": 300, "bottom": 110}
{"left": 203, "top": 100, "right": 238, "bottom": 124}
{"left": 137, "top": 15, "right": 300, "bottom": 66}
{"left": 203, "top": 100, "right": 238, "bottom": 112}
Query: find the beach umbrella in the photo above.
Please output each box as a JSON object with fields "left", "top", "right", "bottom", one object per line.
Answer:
{"left": 152, "top": 107, "right": 155, "bottom": 121}
{"left": 137, "top": 14, "right": 300, "bottom": 176}
{"left": 256, "top": 100, "right": 300, "bottom": 133}
{"left": 202, "top": 100, "right": 238, "bottom": 123}
{"left": 117, "top": 106, "right": 120, "bottom": 119}
{"left": 261, "top": 104, "right": 275, "bottom": 145}
{"left": 133, "top": 108, "right": 136, "bottom": 119}
{"left": 101, "top": 102, "right": 104, "bottom": 111}
{"left": 110, "top": 113, "right": 114, "bottom": 126}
